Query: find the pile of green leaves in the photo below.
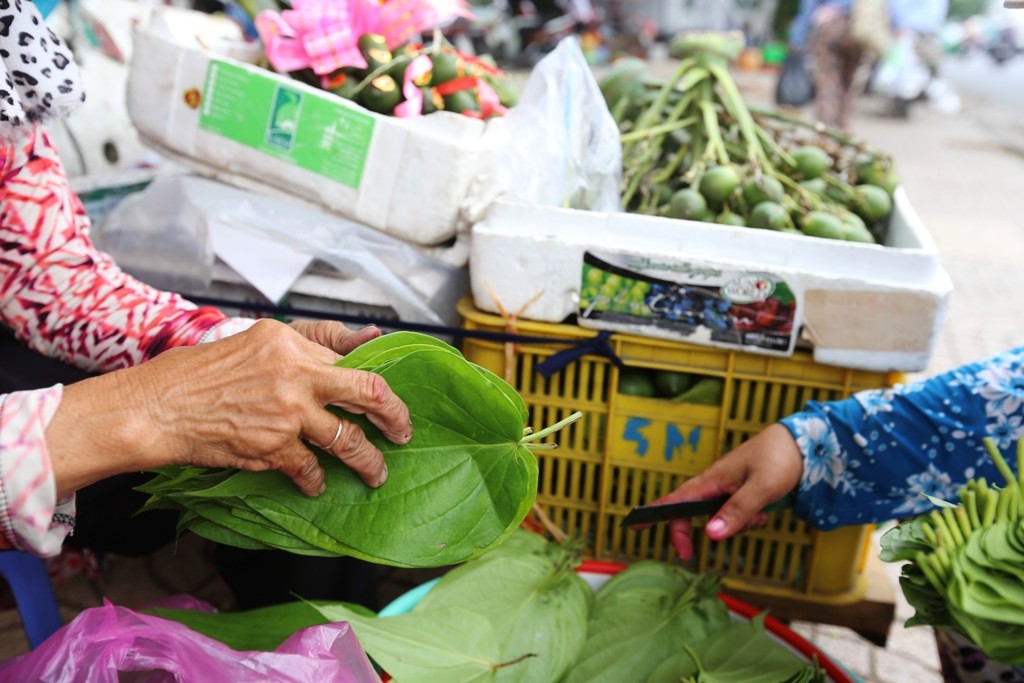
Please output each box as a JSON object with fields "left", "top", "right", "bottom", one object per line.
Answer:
{"left": 153, "top": 534, "right": 824, "bottom": 682}
{"left": 311, "top": 530, "right": 593, "bottom": 682}
{"left": 565, "top": 561, "right": 821, "bottom": 683}
{"left": 137, "top": 332, "right": 580, "bottom": 568}
{"left": 880, "top": 437, "right": 1024, "bottom": 664}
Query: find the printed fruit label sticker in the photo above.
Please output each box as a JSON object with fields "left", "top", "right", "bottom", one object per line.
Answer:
{"left": 578, "top": 251, "right": 800, "bottom": 354}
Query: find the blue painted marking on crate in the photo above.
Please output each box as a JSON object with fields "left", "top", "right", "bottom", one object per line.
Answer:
{"left": 623, "top": 417, "right": 651, "bottom": 456}
{"left": 665, "top": 424, "right": 684, "bottom": 462}
{"left": 664, "top": 425, "right": 702, "bottom": 462}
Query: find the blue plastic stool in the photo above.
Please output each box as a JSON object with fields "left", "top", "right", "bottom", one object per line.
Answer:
{"left": 0, "top": 550, "right": 63, "bottom": 649}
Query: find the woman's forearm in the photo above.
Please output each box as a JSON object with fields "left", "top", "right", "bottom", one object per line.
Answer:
{"left": 44, "top": 367, "right": 165, "bottom": 499}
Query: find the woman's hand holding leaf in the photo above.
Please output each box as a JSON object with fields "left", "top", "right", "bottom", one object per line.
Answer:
{"left": 287, "top": 319, "right": 382, "bottom": 356}
{"left": 47, "top": 318, "right": 406, "bottom": 498}
{"left": 137, "top": 332, "right": 572, "bottom": 567}
{"left": 127, "top": 319, "right": 410, "bottom": 496}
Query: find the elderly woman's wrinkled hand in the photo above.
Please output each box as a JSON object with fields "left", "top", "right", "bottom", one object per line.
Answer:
{"left": 52, "top": 319, "right": 411, "bottom": 499}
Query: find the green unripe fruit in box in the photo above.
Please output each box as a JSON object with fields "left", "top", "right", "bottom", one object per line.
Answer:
{"left": 698, "top": 166, "right": 741, "bottom": 205}
{"left": 791, "top": 145, "right": 831, "bottom": 179}
{"left": 742, "top": 176, "right": 784, "bottom": 207}
{"left": 749, "top": 201, "right": 793, "bottom": 231}
{"left": 667, "top": 189, "right": 708, "bottom": 221}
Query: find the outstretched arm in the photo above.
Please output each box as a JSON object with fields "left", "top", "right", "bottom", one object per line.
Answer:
{"left": 656, "top": 346, "right": 1024, "bottom": 560}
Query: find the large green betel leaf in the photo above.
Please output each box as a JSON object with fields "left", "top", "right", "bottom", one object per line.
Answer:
{"left": 311, "top": 603, "right": 520, "bottom": 683}
{"left": 138, "top": 332, "right": 578, "bottom": 568}
{"left": 414, "top": 530, "right": 593, "bottom": 683}
{"left": 562, "top": 561, "right": 729, "bottom": 683}
{"left": 645, "top": 614, "right": 822, "bottom": 683}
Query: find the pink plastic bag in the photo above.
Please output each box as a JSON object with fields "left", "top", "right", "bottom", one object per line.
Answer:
{"left": 0, "top": 599, "right": 381, "bottom": 683}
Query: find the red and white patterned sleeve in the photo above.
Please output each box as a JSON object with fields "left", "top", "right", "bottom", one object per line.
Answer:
{"left": 0, "top": 126, "right": 254, "bottom": 554}
{"left": 0, "top": 387, "right": 72, "bottom": 555}
{"left": 0, "top": 127, "right": 248, "bottom": 371}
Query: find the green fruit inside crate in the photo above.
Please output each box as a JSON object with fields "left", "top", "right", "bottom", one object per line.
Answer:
{"left": 360, "top": 75, "right": 402, "bottom": 114}
{"left": 654, "top": 370, "right": 693, "bottom": 397}
{"left": 749, "top": 201, "right": 792, "bottom": 231}
{"left": 443, "top": 89, "right": 479, "bottom": 114}
{"left": 386, "top": 44, "right": 413, "bottom": 79}
{"left": 618, "top": 368, "right": 657, "bottom": 397}
{"left": 419, "top": 87, "right": 443, "bottom": 115}
{"left": 667, "top": 188, "right": 708, "bottom": 220}
{"left": 790, "top": 145, "right": 831, "bottom": 179}
{"left": 670, "top": 377, "right": 724, "bottom": 405}
{"left": 800, "top": 211, "right": 845, "bottom": 240}
{"left": 429, "top": 52, "right": 460, "bottom": 86}
{"left": 839, "top": 211, "right": 876, "bottom": 243}
{"left": 357, "top": 33, "right": 392, "bottom": 70}
{"left": 855, "top": 156, "right": 899, "bottom": 194}
{"left": 717, "top": 210, "right": 747, "bottom": 227}
{"left": 741, "top": 176, "right": 784, "bottom": 206}
{"left": 698, "top": 165, "right": 740, "bottom": 206}
{"left": 851, "top": 184, "right": 893, "bottom": 222}
{"left": 325, "top": 69, "right": 361, "bottom": 100}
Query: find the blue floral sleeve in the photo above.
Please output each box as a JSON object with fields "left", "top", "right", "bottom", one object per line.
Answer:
{"left": 779, "top": 347, "right": 1024, "bottom": 529}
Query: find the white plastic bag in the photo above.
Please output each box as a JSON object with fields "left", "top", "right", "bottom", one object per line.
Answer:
{"left": 871, "top": 32, "right": 930, "bottom": 100}
{"left": 481, "top": 37, "right": 622, "bottom": 214}
{"left": 96, "top": 176, "right": 467, "bottom": 325}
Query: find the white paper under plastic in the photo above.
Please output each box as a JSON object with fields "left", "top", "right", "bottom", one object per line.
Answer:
{"left": 96, "top": 176, "right": 467, "bottom": 325}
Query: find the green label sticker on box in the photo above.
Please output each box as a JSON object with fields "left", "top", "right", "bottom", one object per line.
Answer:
{"left": 199, "top": 60, "right": 375, "bottom": 189}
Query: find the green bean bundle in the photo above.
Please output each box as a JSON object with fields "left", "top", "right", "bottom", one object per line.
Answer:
{"left": 880, "top": 438, "right": 1024, "bottom": 664}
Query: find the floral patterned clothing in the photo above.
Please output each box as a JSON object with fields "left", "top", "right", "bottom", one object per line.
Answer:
{"left": 781, "top": 347, "right": 1024, "bottom": 680}
{"left": 0, "top": 126, "right": 253, "bottom": 556}
{"left": 780, "top": 346, "right": 1024, "bottom": 529}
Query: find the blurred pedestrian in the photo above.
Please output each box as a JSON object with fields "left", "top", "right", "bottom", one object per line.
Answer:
{"left": 789, "top": 0, "right": 949, "bottom": 128}
{"left": 790, "top": 0, "right": 864, "bottom": 129}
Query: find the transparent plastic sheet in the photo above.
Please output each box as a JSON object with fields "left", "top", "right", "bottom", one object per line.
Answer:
{"left": 96, "top": 176, "right": 468, "bottom": 325}
{"left": 0, "top": 598, "right": 381, "bottom": 683}
{"left": 475, "top": 37, "right": 622, "bottom": 216}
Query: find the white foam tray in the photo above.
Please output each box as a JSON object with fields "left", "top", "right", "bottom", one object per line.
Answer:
{"left": 469, "top": 188, "right": 952, "bottom": 372}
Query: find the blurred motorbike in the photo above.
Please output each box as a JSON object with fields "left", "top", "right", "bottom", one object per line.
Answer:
{"left": 455, "top": 0, "right": 596, "bottom": 66}
{"left": 987, "top": 25, "right": 1019, "bottom": 64}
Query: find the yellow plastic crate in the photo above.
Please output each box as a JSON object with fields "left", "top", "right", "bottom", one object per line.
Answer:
{"left": 458, "top": 299, "right": 903, "bottom": 605}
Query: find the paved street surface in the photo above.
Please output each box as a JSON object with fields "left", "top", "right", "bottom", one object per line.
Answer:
{"left": 2, "top": 54, "right": 1024, "bottom": 681}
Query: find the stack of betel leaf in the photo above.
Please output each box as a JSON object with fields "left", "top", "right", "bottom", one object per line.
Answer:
{"left": 880, "top": 438, "right": 1024, "bottom": 664}
{"left": 601, "top": 33, "right": 898, "bottom": 244}
{"left": 153, "top": 531, "right": 827, "bottom": 682}
{"left": 137, "top": 332, "right": 580, "bottom": 569}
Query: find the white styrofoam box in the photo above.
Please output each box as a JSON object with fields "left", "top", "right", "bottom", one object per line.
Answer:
{"left": 470, "top": 187, "right": 952, "bottom": 372}
{"left": 127, "top": 9, "right": 491, "bottom": 247}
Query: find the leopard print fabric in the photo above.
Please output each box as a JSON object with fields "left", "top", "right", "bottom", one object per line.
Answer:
{"left": 0, "top": 0, "right": 84, "bottom": 141}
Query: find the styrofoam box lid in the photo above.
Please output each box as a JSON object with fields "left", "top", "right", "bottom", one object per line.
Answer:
{"left": 474, "top": 187, "right": 941, "bottom": 287}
